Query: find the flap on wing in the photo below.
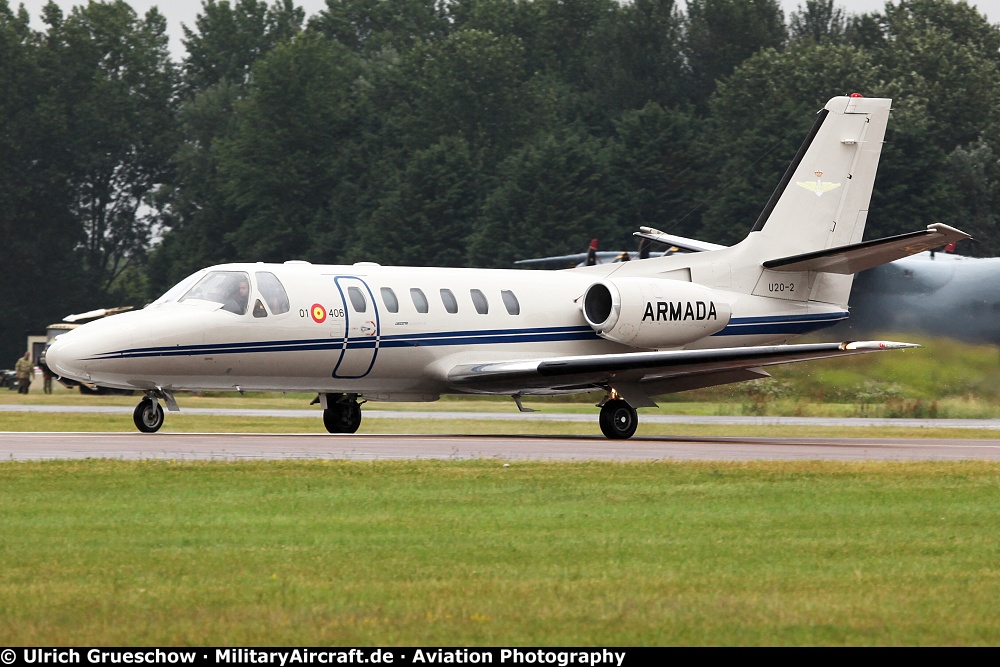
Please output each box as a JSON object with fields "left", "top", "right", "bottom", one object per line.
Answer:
{"left": 446, "top": 341, "right": 918, "bottom": 395}
{"left": 763, "top": 223, "right": 971, "bottom": 274}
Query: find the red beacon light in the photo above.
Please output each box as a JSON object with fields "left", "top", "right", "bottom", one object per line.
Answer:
{"left": 850, "top": 92, "right": 864, "bottom": 97}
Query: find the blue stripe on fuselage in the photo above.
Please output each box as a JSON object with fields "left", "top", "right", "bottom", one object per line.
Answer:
{"left": 84, "top": 325, "right": 600, "bottom": 360}
{"left": 712, "top": 311, "right": 848, "bottom": 336}
{"left": 83, "top": 313, "right": 849, "bottom": 360}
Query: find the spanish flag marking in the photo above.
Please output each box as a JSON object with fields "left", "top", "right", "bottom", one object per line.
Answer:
{"left": 311, "top": 304, "right": 327, "bottom": 324}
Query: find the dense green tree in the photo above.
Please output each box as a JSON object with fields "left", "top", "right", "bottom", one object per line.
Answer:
{"left": 395, "top": 28, "right": 534, "bottom": 155}
{"left": 683, "top": 0, "right": 787, "bottom": 109}
{"left": 308, "top": 0, "right": 449, "bottom": 53}
{"left": 181, "top": 0, "right": 305, "bottom": 96}
{"left": 467, "top": 131, "right": 620, "bottom": 267}
{"left": 40, "top": 0, "right": 177, "bottom": 298}
{"left": 860, "top": 0, "right": 1000, "bottom": 151}
{"left": 945, "top": 137, "right": 1000, "bottom": 257}
{"left": 361, "top": 136, "right": 485, "bottom": 266}
{"left": 586, "top": 0, "right": 687, "bottom": 116}
{"left": 150, "top": 0, "right": 305, "bottom": 291}
{"left": 608, "top": 102, "right": 701, "bottom": 237}
{"left": 0, "top": 1, "right": 84, "bottom": 363}
{"left": 145, "top": 82, "right": 245, "bottom": 291}
{"left": 788, "top": 0, "right": 848, "bottom": 43}
{"left": 216, "top": 34, "right": 364, "bottom": 262}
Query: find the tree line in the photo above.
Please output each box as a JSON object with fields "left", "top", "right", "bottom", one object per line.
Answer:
{"left": 2, "top": 0, "right": 999, "bottom": 363}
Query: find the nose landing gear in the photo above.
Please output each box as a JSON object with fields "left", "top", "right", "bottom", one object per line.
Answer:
{"left": 131, "top": 389, "right": 178, "bottom": 433}
{"left": 133, "top": 398, "right": 164, "bottom": 433}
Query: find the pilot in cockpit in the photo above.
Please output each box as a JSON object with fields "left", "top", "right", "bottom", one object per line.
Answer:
{"left": 222, "top": 276, "right": 250, "bottom": 315}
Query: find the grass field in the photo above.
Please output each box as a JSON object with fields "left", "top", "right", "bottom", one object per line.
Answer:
{"left": 1, "top": 335, "right": 996, "bottom": 645}
{"left": 1, "top": 459, "right": 997, "bottom": 645}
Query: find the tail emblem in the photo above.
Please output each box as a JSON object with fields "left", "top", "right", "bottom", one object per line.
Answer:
{"left": 797, "top": 170, "right": 841, "bottom": 197}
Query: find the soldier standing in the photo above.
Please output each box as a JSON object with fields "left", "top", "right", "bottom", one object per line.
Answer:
{"left": 14, "top": 352, "right": 33, "bottom": 394}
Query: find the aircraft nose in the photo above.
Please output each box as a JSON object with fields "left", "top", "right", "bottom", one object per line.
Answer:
{"left": 44, "top": 334, "right": 89, "bottom": 381}
{"left": 45, "top": 321, "right": 135, "bottom": 383}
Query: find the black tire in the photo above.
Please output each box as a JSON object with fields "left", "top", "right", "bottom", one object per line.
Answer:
{"left": 323, "top": 402, "right": 362, "bottom": 434}
{"left": 133, "top": 398, "right": 164, "bottom": 433}
{"left": 599, "top": 399, "right": 638, "bottom": 439}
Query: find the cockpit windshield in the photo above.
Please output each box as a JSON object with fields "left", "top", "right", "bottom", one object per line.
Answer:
{"left": 150, "top": 270, "right": 205, "bottom": 306}
{"left": 179, "top": 271, "right": 251, "bottom": 315}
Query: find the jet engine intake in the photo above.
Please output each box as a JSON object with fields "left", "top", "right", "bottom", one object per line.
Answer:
{"left": 582, "top": 278, "right": 732, "bottom": 348}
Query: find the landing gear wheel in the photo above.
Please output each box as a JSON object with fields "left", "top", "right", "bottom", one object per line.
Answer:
{"left": 323, "top": 401, "right": 362, "bottom": 434}
{"left": 599, "top": 399, "right": 638, "bottom": 439}
{"left": 133, "top": 398, "right": 165, "bottom": 433}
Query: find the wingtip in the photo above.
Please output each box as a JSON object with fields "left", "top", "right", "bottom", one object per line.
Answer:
{"left": 842, "top": 341, "right": 920, "bottom": 351}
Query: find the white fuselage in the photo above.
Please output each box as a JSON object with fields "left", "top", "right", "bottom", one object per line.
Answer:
{"left": 45, "top": 255, "right": 848, "bottom": 399}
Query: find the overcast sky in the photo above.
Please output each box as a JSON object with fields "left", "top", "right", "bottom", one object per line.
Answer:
{"left": 14, "top": 0, "right": 1000, "bottom": 60}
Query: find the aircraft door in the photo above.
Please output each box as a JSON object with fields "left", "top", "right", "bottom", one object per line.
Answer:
{"left": 333, "top": 276, "right": 380, "bottom": 378}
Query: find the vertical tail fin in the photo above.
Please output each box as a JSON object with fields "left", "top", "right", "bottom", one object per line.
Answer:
{"left": 743, "top": 95, "right": 892, "bottom": 307}
{"left": 751, "top": 95, "right": 891, "bottom": 252}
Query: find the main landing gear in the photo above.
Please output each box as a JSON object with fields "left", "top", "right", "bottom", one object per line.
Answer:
{"left": 321, "top": 393, "right": 364, "bottom": 433}
{"left": 599, "top": 398, "right": 638, "bottom": 439}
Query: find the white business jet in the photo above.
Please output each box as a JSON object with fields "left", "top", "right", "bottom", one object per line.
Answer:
{"left": 45, "top": 95, "right": 969, "bottom": 438}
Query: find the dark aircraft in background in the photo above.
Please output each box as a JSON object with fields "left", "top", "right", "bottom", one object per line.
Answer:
{"left": 517, "top": 229, "right": 1000, "bottom": 346}
{"left": 833, "top": 247, "right": 1000, "bottom": 345}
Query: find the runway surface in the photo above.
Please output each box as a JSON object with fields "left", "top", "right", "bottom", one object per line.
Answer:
{"left": 3, "top": 432, "right": 999, "bottom": 461}
{"left": 4, "top": 404, "right": 1000, "bottom": 429}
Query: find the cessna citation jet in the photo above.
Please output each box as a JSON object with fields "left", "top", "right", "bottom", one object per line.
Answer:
{"left": 45, "top": 95, "right": 970, "bottom": 438}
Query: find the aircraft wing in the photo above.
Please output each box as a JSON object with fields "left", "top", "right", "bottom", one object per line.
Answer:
{"left": 763, "top": 223, "right": 971, "bottom": 274}
{"left": 447, "top": 340, "right": 917, "bottom": 403}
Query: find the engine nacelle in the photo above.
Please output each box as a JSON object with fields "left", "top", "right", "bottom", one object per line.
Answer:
{"left": 582, "top": 278, "right": 732, "bottom": 348}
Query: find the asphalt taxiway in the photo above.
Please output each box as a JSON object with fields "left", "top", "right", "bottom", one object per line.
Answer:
{"left": 2, "top": 432, "right": 999, "bottom": 461}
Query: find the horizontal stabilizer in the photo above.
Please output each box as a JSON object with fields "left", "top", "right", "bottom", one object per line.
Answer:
{"left": 763, "top": 223, "right": 970, "bottom": 274}
{"left": 633, "top": 227, "right": 725, "bottom": 253}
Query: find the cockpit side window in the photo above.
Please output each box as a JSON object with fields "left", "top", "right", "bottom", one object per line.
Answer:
{"left": 180, "top": 271, "right": 251, "bottom": 315}
{"left": 256, "top": 272, "right": 290, "bottom": 315}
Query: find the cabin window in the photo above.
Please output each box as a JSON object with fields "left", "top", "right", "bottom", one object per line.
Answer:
{"left": 380, "top": 287, "right": 399, "bottom": 313}
{"left": 470, "top": 289, "right": 489, "bottom": 314}
{"left": 501, "top": 290, "right": 520, "bottom": 315}
{"left": 347, "top": 286, "right": 367, "bottom": 312}
{"left": 252, "top": 299, "right": 268, "bottom": 318}
{"left": 180, "top": 270, "right": 250, "bottom": 315}
{"left": 410, "top": 288, "right": 429, "bottom": 314}
{"left": 440, "top": 289, "right": 458, "bottom": 314}
{"left": 255, "top": 271, "right": 289, "bottom": 314}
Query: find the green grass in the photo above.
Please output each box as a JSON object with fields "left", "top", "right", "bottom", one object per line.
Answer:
{"left": 0, "top": 459, "right": 997, "bottom": 645}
